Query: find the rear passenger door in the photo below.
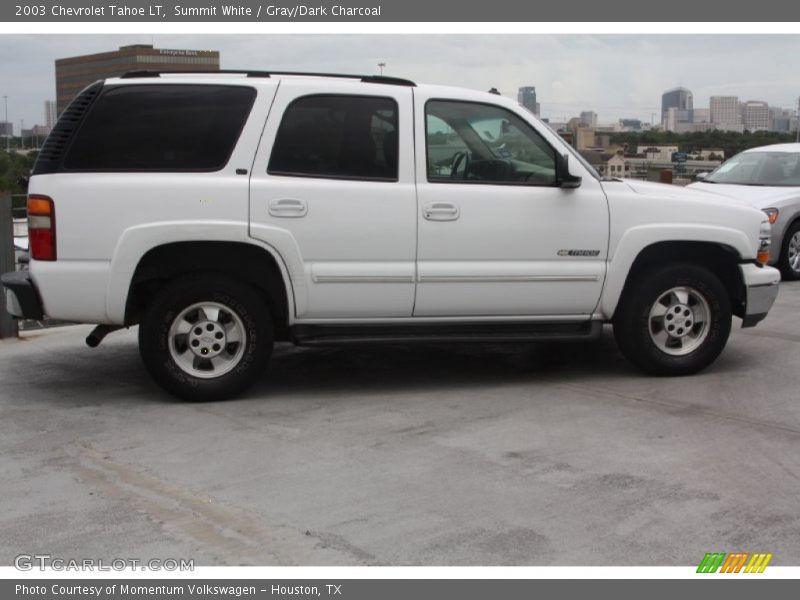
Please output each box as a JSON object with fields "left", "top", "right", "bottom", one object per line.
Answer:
{"left": 249, "top": 80, "right": 416, "bottom": 319}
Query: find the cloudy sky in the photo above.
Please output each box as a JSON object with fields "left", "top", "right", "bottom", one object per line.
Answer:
{"left": 2, "top": 34, "right": 800, "bottom": 129}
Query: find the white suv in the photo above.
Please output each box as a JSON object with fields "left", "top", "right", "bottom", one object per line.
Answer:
{"left": 1, "top": 70, "right": 780, "bottom": 400}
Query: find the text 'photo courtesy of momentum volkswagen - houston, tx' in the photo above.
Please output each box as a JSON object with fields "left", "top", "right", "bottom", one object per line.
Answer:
{"left": 1, "top": 70, "right": 780, "bottom": 400}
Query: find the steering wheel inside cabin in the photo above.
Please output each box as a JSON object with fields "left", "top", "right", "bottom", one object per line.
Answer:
{"left": 450, "top": 151, "right": 470, "bottom": 180}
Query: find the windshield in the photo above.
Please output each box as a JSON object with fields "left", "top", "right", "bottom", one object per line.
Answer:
{"left": 706, "top": 151, "right": 800, "bottom": 186}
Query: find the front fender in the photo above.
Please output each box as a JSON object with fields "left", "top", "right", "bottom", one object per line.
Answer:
{"left": 600, "top": 224, "right": 753, "bottom": 318}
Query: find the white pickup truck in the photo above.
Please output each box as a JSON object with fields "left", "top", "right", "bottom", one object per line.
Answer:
{"left": 1, "top": 71, "right": 780, "bottom": 400}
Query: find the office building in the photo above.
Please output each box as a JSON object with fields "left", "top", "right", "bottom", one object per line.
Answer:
{"left": 518, "top": 86, "right": 540, "bottom": 116}
{"left": 44, "top": 100, "right": 58, "bottom": 129}
{"left": 742, "top": 100, "right": 770, "bottom": 132}
{"left": 661, "top": 87, "right": 693, "bottom": 130}
{"left": 710, "top": 96, "right": 741, "bottom": 127}
{"left": 0, "top": 121, "right": 12, "bottom": 136}
{"left": 55, "top": 44, "right": 220, "bottom": 114}
{"left": 580, "top": 111, "right": 598, "bottom": 127}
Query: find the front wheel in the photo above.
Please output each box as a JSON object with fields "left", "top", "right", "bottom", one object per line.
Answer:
{"left": 139, "top": 274, "right": 273, "bottom": 401}
{"left": 778, "top": 221, "right": 800, "bottom": 280}
{"left": 613, "top": 264, "right": 731, "bottom": 376}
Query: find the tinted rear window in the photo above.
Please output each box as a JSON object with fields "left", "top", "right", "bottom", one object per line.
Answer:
{"left": 63, "top": 84, "right": 256, "bottom": 171}
{"left": 268, "top": 95, "right": 398, "bottom": 181}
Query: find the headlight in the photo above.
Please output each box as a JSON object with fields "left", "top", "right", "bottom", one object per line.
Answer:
{"left": 763, "top": 208, "right": 779, "bottom": 224}
{"left": 757, "top": 220, "right": 772, "bottom": 265}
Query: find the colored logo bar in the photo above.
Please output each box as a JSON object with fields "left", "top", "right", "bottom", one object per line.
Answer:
{"left": 697, "top": 552, "right": 772, "bottom": 573}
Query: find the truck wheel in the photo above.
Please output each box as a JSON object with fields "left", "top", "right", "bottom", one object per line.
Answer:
{"left": 777, "top": 221, "right": 800, "bottom": 280}
{"left": 138, "top": 274, "right": 272, "bottom": 401}
{"left": 613, "top": 264, "right": 731, "bottom": 376}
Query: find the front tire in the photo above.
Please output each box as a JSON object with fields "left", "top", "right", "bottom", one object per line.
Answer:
{"left": 778, "top": 221, "right": 800, "bottom": 281}
{"left": 613, "top": 264, "right": 731, "bottom": 376}
{"left": 139, "top": 274, "right": 273, "bottom": 401}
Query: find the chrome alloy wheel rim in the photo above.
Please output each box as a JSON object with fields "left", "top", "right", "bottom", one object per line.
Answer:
{"left": 648, "top": 286, "right": 711, "bottom": 357}
{"left": 168, "top": 301, "right": 246, "bottom": 379}
{"left": 788, "top": 231, "right": 800, "bottom": 273}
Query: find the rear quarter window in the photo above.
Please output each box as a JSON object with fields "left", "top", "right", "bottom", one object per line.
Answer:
{"left": 63, "top": 84, "right": 256, "bottom": 172}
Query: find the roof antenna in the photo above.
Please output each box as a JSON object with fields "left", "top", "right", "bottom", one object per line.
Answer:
{"left": 488, "top": 87, "right": 501, "bottom": 95}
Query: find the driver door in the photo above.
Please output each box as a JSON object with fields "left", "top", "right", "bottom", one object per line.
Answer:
{"left": 413, "top": 94, "right": 609, "bottom": 317}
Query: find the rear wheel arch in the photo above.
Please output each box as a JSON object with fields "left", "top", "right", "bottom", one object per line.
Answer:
{"left": 124, "top": 241, "right": 291, "bottom": 339}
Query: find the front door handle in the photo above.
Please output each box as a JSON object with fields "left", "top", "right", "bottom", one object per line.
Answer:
{"left": 269, "top": 198, "right": 308, "bottom": 218}
{"left": 423, "top": 202, "right": 460, "bottom": 221}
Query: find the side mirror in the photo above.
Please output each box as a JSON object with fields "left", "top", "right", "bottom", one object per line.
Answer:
{"left": 556, "top": 153, "right": 582, "bottom": 189}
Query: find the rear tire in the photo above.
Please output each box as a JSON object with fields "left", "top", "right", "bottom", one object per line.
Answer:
{"left": 777, "top": 221, "right": 800, "bottom": 281}
{"left": 613, "top": 264, "right": 731, "bottom": 376}
{"left": 139, "top": 274, "right": 272, "bottom": 401}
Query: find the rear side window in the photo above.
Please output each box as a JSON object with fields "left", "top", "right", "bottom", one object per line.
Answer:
{"left": 268, "top": 95, "right": 398, "bottom": 181}
{"left": 63, "top": 85, "right": 256, "bottom": 171}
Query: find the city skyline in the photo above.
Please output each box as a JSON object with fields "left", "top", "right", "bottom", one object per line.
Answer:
{"left": 1, "top": 34, "right": 800, "bottom": 132}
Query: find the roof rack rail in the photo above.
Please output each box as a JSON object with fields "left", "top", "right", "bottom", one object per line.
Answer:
{"left": 119, "top": 69, "right": 416, "bottom": 87}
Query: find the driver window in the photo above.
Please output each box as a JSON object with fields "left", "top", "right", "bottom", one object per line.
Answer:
{"left": 425, "top": 100, "right": 557, "bottom": 186}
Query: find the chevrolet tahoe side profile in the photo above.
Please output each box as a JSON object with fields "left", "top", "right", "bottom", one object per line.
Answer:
{"left": 1, "top": 71, "right": 781, "bottom": 401}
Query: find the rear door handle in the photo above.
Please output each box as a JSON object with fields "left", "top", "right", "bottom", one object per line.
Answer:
{"left": 269, "top": 198, "right": 308, "bottom": 218}
{"left": 423, "top": 202, "right": 460, "bottom": 221}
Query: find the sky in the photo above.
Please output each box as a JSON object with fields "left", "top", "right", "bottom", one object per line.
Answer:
{"left": 2, "top": 34, "right": 800, "bottom": 130}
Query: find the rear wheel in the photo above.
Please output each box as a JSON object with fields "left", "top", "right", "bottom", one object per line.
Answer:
{"left": 613, "top": 264, "right": 731, "bottom": 376}
{"left": 778, "top": 221, "right": 800, "bottom": 280}
{"left": 139, "top": 274, "right": 272, "bottom": 401}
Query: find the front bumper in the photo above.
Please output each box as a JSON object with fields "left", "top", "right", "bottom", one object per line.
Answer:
{"left": 1, "top": 270, "right": 44, "bottom": 320}
{"left": 739, "top": 263, "right": 780, "bottom": 328}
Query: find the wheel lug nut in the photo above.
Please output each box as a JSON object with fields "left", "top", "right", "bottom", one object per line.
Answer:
{"left": 215, "top": 332, "right": 223, "bottom": 339}
{"left": 212, "top": 344, "right": 220, "bottom": 352}
{"left": 667, "top": 325, "right": 674, "bottom": 331}
{"left": 194, "top": 327, "right": 202, "bottom": 335}
{"left": 206, "top": 324, "right": 214, "bottom": 331}
{"left": 666, "top": 314, "right": 673, "bottom": 321}
{"left": 677, "top": 328, "right": 684, "bottom": 335}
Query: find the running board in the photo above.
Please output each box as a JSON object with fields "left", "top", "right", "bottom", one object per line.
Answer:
{"left": 291, "top": 320, "right": 602, "bottom": 346}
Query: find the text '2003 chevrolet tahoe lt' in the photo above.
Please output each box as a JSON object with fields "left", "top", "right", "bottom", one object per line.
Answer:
{"left": 1, "top": 70, "right": 781, "bottom": 400}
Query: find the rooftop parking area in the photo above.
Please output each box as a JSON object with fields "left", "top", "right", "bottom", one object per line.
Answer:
{"left": 1, "top": 283, "right": 800, "bottom": 566}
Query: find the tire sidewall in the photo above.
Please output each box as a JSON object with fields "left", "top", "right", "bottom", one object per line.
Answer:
{"left": 140, "top": 275, "right": 272, "bottom": 401}
{"left": 617, "top": 265, "right": 731, "bottom": 375}
{"left": 779, "top": 222, "right": 800, "bottom": 281}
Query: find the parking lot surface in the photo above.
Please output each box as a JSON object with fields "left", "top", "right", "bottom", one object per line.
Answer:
{"left": 2, "top": 284, "right": 800, "bottom": 566}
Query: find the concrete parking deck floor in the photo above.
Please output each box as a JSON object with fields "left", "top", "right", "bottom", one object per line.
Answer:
{"left": 2, "top": 284, "right": 800, "bottom": 566}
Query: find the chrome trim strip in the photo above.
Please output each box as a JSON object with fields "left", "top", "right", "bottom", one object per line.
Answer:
{"left": 313, "top": 275, "right": 415, "bottom": 284}
{"left": 417, "top": 275, "right": 600, "bottom": 283}
{"left": 295, "top": 314, "right": 595, "bottom": 325}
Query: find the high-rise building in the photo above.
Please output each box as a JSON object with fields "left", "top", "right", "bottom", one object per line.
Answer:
{"left": 742, "top": 100, "right": 770, "bottom": 132}
{"left": 710, "top": 96, "right": 741, "bottom": 127}
{"left": 770, "top": 107, "right": 797, "bottom": 133}
{"left": 518, "top": 86, "right": 540, "bottom": 116}
{"left": 580, "top": 111, "right": 598, "bottom": 127}
{"left": 0, "top": 122, "right": 12, "bottom": 136}
{"left": 661, "top": 87, "right": 693, "bottom": 130}
{"left": 619, "top": 118, "right": 643, "bottom": 130}
{"left": 55, "top": 44, "right": 220, "bottom": 114}
{"left": 44, "top": 100, "right": 57, "bottom": 129}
